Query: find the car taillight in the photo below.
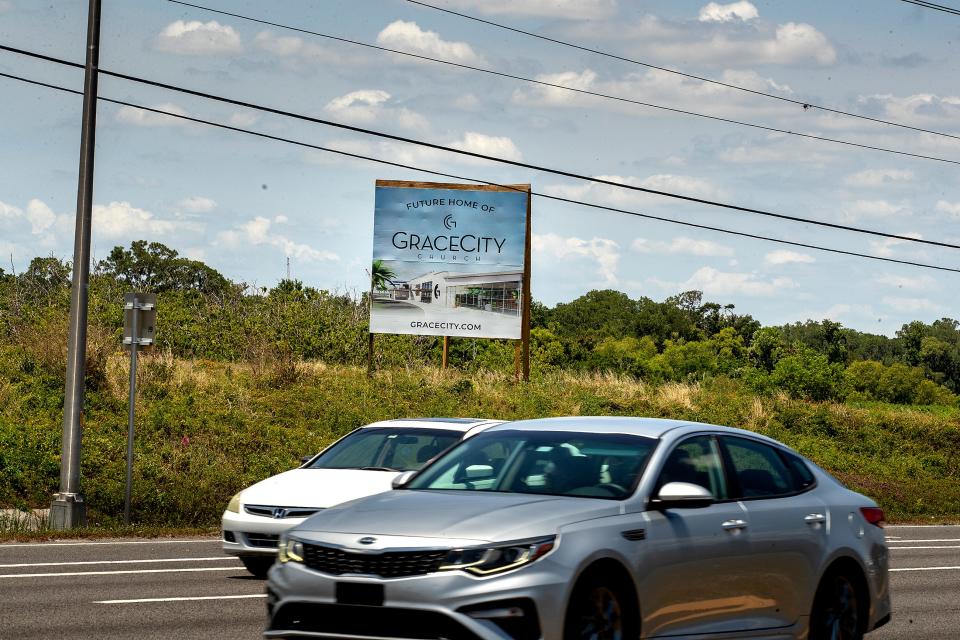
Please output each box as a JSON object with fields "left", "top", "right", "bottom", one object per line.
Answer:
{"left": 860, "top": 507, "right": 886, "bottom": 528}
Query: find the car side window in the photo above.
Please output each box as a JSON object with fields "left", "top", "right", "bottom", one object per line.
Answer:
{"left": 722, "top": 437, "right": 795, "bottom": 499}
{"left": 656, "top": 436, "right": 728, "bottom": 500}
{"left": 780, "top": 451, "right": 817, "bottom": 492}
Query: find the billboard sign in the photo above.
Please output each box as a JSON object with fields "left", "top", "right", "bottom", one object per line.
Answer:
{"left": 370, "top": 180, "right": 530, "bottom": 339}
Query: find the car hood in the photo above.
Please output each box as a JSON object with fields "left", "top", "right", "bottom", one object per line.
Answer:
{"left": 294, "top": 490, "right": 621, "bottom": 542}
{"left": 240, "top": 468, "right": 397, "bottom": 509}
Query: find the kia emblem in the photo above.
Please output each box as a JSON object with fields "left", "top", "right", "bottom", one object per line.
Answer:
{"left": 358, "top": 537, "right": 377, "bottom": 545}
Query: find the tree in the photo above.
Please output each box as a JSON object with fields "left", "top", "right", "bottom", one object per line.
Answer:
{"left": 748, "top": 327, "right": 785, "bottom": 372}
{"left": 370, "top": 260, "right": 396, "bottom": 291}
{"left": 97, "top": 241, "right": 233, "bottom": 296}
{"left": 769, "top": 348, "right": 844, "bottom": 401}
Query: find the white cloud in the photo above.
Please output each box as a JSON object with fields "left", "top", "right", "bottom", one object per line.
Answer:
{"left": 26, "top": 199, "right": 55, "bottom": 235}
{"left": 0, "top": 200, "right": 22, "bottom": 221}
{"left": 935, "top": 201, "right": 960, "bottom": 218}
{"left": 178, "top": 197, "right": 217, "bottom": 214}
{"left": 318, "top": 130, "right": 522, "bottom": 169}
{"left": 544, "top": 173, "right": 723, "bottom": 208}
{"left": 765, "top": 250, "right": 815, "bottom": 265}
{"left": 513, "top": 67, "right": 793, "bottom": 120}
{"left": 876, "top": 273, "right": 937, "bottom": 292}
{"left": 443, "top": 0, "right": 616, "bottom": 19}
{"left": 632, "top": 236, "right": 734, "bottom": 257}
{"left": 533, "top": 233, "right": 620, "bottom": 284}
{"left": 229, "top": 112, "right": 259, "bottom": 128}
{"left": 92, "top": 201, "right": 178, "bottom": 238}
{"left": 253, "top": 31, "right": 341, "bottom": 69}
{"left": 450, "top": 132, "right": 522, "bottom": 161}
{"left": 324, "top": 90, "right": 428, "bottom": 130}
{"left": 653, "top": 267, "right": 795, "bottom": 297}
{"left": 115, "top": 103, "right": 190, "bottom": 128}
{"left": 155, "top": 20, "right": 241, "bottom": 55}
{"left": 699, "top": 1, "right": 759, "bottom": 22}
{"left": 857, "top": 93, "right": 960, "bottom": 128}
{"left": 219, "top": 216, "right": 339, "bottom": 262}
{"left": 843, "top": 169, "right": 914, "bottom": 188}
{"left": 376, "top": 21, "right": 484, "bottom": 65}
{"left": 841, "top": 199, "right": 908, "bottom": 221}
{"left": 882, "top": 296, "right": 941, "bottom": 313}
{"left": 870, "top": 232, "right": 924, "bottom": 257}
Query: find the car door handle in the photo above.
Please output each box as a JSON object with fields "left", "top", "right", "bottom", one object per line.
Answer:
{"left": 721, "top": 519, "right": 748, "bottom": 531}
{"left": 804, "top": 513, "right": 826, "bottom": 524}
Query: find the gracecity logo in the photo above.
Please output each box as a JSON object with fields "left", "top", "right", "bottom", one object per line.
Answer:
{"left": 443, "top": 214, "right": 456, "bottom": 230}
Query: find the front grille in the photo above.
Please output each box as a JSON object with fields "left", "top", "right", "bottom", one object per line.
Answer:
{"left": 269, "top": 602, "right": 480, "bottom": 640}
{"left": 244, "top": 504, "right": 321, "bottom": 519}
{"left": 302, "top": 542, "right": 448, "bottom": 578}
{"left": 244, "top": 532, "right": 280, "bottom": 548}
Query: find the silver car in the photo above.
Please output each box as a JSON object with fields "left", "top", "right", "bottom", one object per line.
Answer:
{"left": 265, "top": 417, "right": 891, "bottom": 640}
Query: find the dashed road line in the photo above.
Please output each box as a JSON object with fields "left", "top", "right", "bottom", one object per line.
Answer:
{"left": 96, "top": 594, "right": 267, "bottom": 604}
{"left": 888, "top": 545, "right": 960, "bottom": 550}
{"left": 0, "top": 566, "right": 240, "bottom": 579}
{"left": 890, "top": 566, "right": 960, "bottom": 572}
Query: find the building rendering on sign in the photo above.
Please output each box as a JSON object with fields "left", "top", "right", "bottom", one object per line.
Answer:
{"left": 369, "top": 181, "right": 530, "bottom": 340}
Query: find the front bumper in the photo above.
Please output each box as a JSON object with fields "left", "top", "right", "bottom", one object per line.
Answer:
{"left": 265, "top": 556, "right": 569, "bottom": 640}
{"left": 222, "top": 509, "right": 308, "bottom": 557}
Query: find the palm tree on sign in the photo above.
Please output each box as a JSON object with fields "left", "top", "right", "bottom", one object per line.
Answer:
{"left": 370, "top": 260, "right": 397, "bottom": 291}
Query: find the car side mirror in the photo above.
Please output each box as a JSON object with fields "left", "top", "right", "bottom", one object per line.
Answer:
{"left": 392, "top": 470, "right": 417, "bottom": 489}
{"left": 649, "top": 481, "right": 714, "bottom": 510}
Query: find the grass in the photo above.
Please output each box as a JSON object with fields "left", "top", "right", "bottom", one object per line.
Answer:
{"left": 2, "top": 354, "right": 959, "bottom": 527}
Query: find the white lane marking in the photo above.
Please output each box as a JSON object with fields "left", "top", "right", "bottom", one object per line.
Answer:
{"left": 0, "top": 539, "right": 219, "bottom": 548}
{"left": 886, "top": 525, "right": 960, "bottom": 528}
{"left": 890, "top": 566, "right": 960, "bottom": 572}
{"left": 0, "top": 567, "right": 240, "bottom": 579}
{"left": 889, "top": 545, "right": 960, "bottom": 550}
{"left": 96, "top": 594, "right": 267, "bottom": 604}
{"left": 0, "top": 557, "right": 238, "bottom": 569}
{"left": 888, "top": 539, "right": 960, "bottom": 543}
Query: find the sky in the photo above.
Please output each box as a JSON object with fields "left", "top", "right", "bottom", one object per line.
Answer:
{"left": 1, "top": 0, "right": 959, "bottom": 335}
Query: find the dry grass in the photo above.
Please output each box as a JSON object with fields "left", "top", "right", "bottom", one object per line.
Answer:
{"left": 656, "top": 382, "right": 699, "bottom": 409}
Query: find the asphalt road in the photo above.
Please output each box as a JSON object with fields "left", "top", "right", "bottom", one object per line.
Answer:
{"left": 0, "top": 525, "right": 957, "bottom": 639}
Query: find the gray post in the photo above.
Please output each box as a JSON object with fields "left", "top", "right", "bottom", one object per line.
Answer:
{"left": 50, "top": 0, "right": 101, "bottom": 530}
{"left": 124, "top": 296, "right": 139, "bottom": 525}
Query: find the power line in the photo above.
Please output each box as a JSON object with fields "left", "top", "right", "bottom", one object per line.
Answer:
{"left": 899, "top": 0, "right": 960, "bottom": 16}
{"left": 405, "top": 0, "right": 960, "bottom": 141}
{"left": 2, "top": 41, "right": 958, "bottom": 252}
{"left": 164, "top": 0, "right": 960, "bottom": 166}
{"left": 1, "top": 68, "right": 958, "bottom": 274}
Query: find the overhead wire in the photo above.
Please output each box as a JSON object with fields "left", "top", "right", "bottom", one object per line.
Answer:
{"left": 1, "top": 68, "right": 958, "bottom": 274}
{"left": 162, "top": 0, "right": 960, "bottom": 166}
{"left": 2, "top": 41, "right": 959, "bottom": 252}
{"left": 898, "top": 0, "right": 960, "bottom": 16}
{"left": 404, "top": 0, "right": 960, "bottom": 141}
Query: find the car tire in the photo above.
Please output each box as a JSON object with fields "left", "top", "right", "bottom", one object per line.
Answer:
{"left": 809, "top": 567, "right": 866, "bottom": 640}
{"left": 241, "top": 556, "right": 274, "bottom": 579}
{"left": 563, "top": 567, "right": 639, "bottom": 640}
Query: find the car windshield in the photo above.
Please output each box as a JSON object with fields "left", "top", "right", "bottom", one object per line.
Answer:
{"left": 307, "top": 427, "right": 462, "bottom": 472}
{"left": 406, "top": 430, "right": 657, "bottom": 499}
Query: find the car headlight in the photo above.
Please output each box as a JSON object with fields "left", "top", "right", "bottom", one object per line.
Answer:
{"left": 439, "top": 536, "right": 556, "bottom": 576}
{"left": 226, "top": 492, "right": 242, "bottom": 513}
{"left": 278, "top": 534, "right": 304, "bottom": 564}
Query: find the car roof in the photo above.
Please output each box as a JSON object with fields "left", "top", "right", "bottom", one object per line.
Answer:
{"left": 485, "top": 416, "right": 776, "bottom": 442}
{"left": 360, "top": 418, "right": 505, "bottom": 433}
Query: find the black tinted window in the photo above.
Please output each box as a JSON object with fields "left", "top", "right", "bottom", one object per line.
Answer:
{"left": 781, "top": 452, "right": 816, "bottom": 491}
{"left": 308, "top": 428, "right": 461, "bottom": 472}
{"left": 657, "top": 435, "right": 729, "bottom": 500}
{"left": 722, "top": 437, "right": 794, "bottom": 499}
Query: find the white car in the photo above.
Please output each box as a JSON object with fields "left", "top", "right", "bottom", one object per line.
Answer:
{"left": 222, "top": 418, "right": 502, "bottom": 577}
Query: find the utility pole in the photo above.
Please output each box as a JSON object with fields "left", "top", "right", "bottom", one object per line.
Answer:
{"left": 50, "top": 0, "right": 101, "bottom": 529}
{"left": 286, "top": 256, "right": 290, "bottom": 280}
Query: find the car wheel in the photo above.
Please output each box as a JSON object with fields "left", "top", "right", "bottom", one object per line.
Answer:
{"left": 241, "top": 556, "right": 274, "bottom": 579}
{"left": 809, "top": 569, "right": 865, "bottom": 640}
{"left": 564, "top": 569, "right": 638, "bottom": 640}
